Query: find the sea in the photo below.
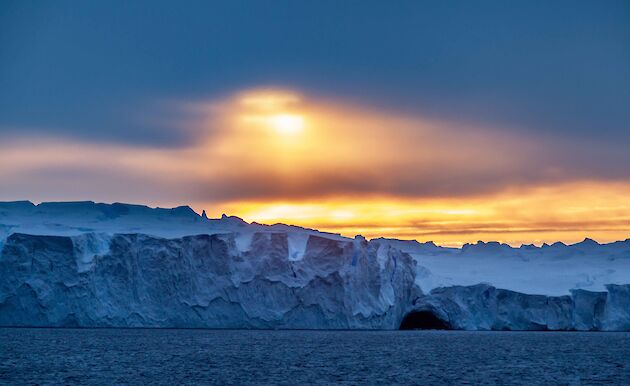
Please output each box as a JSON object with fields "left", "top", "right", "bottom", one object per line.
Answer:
{"left": 1, "top": 328, "right": 629, "bottom": 385}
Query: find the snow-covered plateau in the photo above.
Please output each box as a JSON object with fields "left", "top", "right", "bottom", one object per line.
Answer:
{"left": 1, "top": 201, "right": 629, "bottom": 330}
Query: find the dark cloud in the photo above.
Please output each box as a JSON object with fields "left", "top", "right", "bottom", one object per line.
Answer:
{"left": 1, "top": 0, "right": 628, "bottom": 148}
{"left": 192, "top": 141, "right": 630, "bottom": 203}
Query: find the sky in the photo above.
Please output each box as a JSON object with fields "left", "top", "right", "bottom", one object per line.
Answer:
{"left": 1, "top": 0, "right": 629, "bottom": 246}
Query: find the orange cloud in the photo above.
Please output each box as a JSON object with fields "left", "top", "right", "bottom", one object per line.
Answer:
{"left": 183, "top": 88, "right": 564, "bottom": 202}
{"left": 2, "top": 88, "right": 630, "bottom": 246}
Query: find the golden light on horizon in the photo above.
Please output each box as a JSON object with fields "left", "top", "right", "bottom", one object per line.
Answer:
{"left": 200, "top": 181, "right": 630, "bottom": 248}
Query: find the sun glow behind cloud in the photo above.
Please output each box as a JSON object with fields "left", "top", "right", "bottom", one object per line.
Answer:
{"left": 186, "top": 88, "right": 553, "bottom": 200}
{"left": 1, "top": 88, "right": 630, "bottom": 246}
{"left": 267, "top": 114, "right": 305, "bottom": 135}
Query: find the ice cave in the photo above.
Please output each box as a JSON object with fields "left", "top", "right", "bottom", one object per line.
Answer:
{"left": 399, "top": 310, "right": 452, "bottom": 330}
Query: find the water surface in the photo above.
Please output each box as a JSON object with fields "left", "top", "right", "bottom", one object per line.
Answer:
{"left": 1, "top": 328, "right": 629, "bottom": 385}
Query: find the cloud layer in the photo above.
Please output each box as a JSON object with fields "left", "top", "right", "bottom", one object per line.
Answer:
{"left": 2, "top": 88, "right": 630, "bottom": 202}
{"left": 1, "top": 1, "right": 628, "bottom": 147}
{"left": 1, "top": 88, "right": 630, "bottom": 245}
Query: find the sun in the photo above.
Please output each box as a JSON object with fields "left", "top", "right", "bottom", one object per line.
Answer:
{"left": 267, "top": 114, "right": 305, "bottom": 135}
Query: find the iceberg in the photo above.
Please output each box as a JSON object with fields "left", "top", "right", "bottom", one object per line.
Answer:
{"left": 1, "top": 201, "right": 629, "bottom": 330}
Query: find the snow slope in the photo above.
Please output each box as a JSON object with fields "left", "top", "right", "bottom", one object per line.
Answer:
{"left": 0, "top": 200, "right": 344, "bottom": 258}
{"left": 0, "top": 200, "right": 343, "bottom": 241}
{"left": 376, "top": 238, "right": 630, "bottom": 296}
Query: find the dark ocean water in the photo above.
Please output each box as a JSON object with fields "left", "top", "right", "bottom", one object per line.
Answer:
{"left": 1, "top": 328, "right": 629, "bottom": 385}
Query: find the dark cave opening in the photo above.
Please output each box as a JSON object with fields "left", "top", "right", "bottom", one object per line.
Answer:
{"left": 399, "top": 310, "right": 451, "bottom": 330}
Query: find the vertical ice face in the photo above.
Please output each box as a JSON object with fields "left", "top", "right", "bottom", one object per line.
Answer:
{"left": 570, "top": 289, "right": 607, "bottom": 330}
{"left": 0, "top": 232, "right": 420, "bottom": 329}
{"left": 603, "top": 284, "right": 630, "bottom": 331}
{"left": 71, "top": 233, "right": 112, "bottom": 273}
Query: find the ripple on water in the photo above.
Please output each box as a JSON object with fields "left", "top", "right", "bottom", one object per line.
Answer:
{"left": 0, "top": 329, "right": 629, "bottom": 385}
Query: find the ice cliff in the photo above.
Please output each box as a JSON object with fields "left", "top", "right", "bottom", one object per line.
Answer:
{"left": 407, "top": 284, "right": 630, "bottom": 331}
{"left": 0, "top": 232, "right": 417, "bottom": 329}
{"left": 1, "top": 201, "right": 629, "bottom": 330}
